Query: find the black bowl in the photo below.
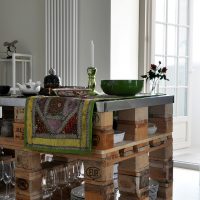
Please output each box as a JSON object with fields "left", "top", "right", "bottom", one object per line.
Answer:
{"left": 0, "top": 85, "right": 11, "bottom": 95}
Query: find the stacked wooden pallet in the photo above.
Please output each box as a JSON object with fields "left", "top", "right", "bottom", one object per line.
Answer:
{"left": 0, "top": 96, "right": 174, "bottom": 200}
{"left": 15, "top": 150, "right": 42, "bottom": 200}
{"left": 85, "top": 111, "right": 115, "bottom": 200}
{"left": 149, "top": 104, "right": 173, "bottom": 200}
{"left": 13, "top": 106, "right": 25, "bottom": 141}
{"left": 117, "top": 107, "right": 149, "bottom": 200}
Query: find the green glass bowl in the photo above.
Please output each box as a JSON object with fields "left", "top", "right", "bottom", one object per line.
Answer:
{"left": 101, "top": 80, "right": 144, "bottom": 96}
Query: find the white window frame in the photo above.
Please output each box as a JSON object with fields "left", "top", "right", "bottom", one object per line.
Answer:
{"left": 139, "top": 0, "right": 193, "bottom": 149}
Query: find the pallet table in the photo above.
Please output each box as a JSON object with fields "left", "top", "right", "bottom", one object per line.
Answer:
{"left": 0, "top": 95, "right": 174, "bottom": 200}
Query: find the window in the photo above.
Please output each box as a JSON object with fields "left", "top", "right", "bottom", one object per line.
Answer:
{"left": 152, "top": 0, "right": 190, "bottom": 117}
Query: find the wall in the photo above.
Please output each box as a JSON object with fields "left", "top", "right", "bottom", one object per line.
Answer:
{"left": 110, "top": 0, "right": 139, "bottom": 79}
{"left": 0, "top": 0, "right": 45, "bottom": 84}
{"left": 78, "top": 0, "right": 111, "bottom": 91}
{"left": 191, "top": 0, "right": 200, "bottom": 147}
{"left": 0, "top": 0, "right": 139, "bottom": 92}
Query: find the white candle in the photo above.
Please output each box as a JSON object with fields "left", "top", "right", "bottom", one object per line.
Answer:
{"left": 90, "top": 40, "right": 94, "bottom": 67}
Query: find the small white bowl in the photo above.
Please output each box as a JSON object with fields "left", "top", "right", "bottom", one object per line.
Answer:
{"left": 148, "top": 123, "right": 157, "bottom": 135}
{"left": 114, "top": 130, "right": 125, "bottom": 144}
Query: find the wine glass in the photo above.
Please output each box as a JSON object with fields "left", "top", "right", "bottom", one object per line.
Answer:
{"left": 9, "top": 161, "right": 16, "bottom": 200}
{"left": 10, "top": 161, "right": 15, "bottom": 187}
{"left": 3, "top": 161, "right": 12, "bottom": 199}
{"left": 0, "top": 160, "right": 4, "bottom": 198}
{"left": 0, "top": 160, "right": 3, "bottom": 181}
{"left": 0, "top": 147, "right": 4, "bottom": 156}
{"left": 42, "top": 168, "right": 57, "bottom": 200}
{"left": 77, "top": 160, "right": 84, "bottom": 180}
{"left": 73, "top": 160, "right": 84, "bottom": 186}
{"left": 61, "top": 164, "right": 74, "bottom": 200}
{"left": 54, "top": 166, "right": 67, "bottom": 200}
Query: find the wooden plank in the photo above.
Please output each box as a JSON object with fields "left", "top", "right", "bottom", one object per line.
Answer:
{"left": 118, "top": 107, "right": 148, "bottom": 122}
{"left": 13, "top": 122, "right": 24, "bottom": 141}
{"left": 149, "top": 104, "right": 173, "bottom": 118}
{"left": 118, "top": 170, "right": 149, "bottom": 192}
{"left": 92, "top": 129, "right": 114, "bottom": 150}
{"left": 15, "top": 194, "right": 41, "bottom": 200}
{"left": 149, "top": 159, "right": 173, "bottom": 183}
{"left": 119, "top": 154, "right": 149, "bottom": 174}
{"left": 93, "top": 133, "right": 172, "bottom": 155}
{"left": 93, "top": 112, "right": 113, "bottom": 129}
{"left": 85, "top": 183, "right": 114, "bottom": 200}
{"left": 84, "top": 160, "right": 113, "bottom": 185}
{"left": 14, "top": 106, "right": 25, "bottom": 123}
{"left": 0, "top": 136, "right": 23, "bottom": 150}
{"left": 149, "top": 117, "right": 173, "bottom": 133}
{"left": 0, "top": 133, "right": 172, "bottom": 157}
{"left": 15, "top": 168, "right": 42, "bottom": 197}
{"left": 119, "top": 188, "right": 149, "bottom": 200}
{"left": 150, "top": 141, "right": 173, "bottom": 160}
{"left": 118, "top": 121, "right": 148, "bottom": 141}
{"left": 15, "top": 150, "right": 41, "bottom": 171}
{"left": 157, "top": 183, "right": 173, "bottom": 199}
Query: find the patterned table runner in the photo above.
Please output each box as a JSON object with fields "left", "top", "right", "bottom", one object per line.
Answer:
{"left": 24, "top": 96, "right": 95, "bottom": 154}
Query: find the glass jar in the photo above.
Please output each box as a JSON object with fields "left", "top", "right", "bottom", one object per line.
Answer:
{"left": 0, "top": 120, "right": 13, "bottom": 137}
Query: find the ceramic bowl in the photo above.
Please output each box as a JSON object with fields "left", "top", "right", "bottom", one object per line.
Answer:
{"left": 114, "top": 130, "right": 125, "bottom": 144}
{"left": 20, "top": 86, "right": 41, "bottom": 96}
{"left": 148, "top": 123, "right": 157, "bottom": 135}
{"left": 101, "top": 80, "right": 143, "bottom": 96}
{"left": 71, "top": 185, "right": 85, "bottom": 200}
{"left": 0, "top": 85, "right": 10, "bottom": 95}
{"left": 53, "top": 86, "right": 91, "bottom": 97}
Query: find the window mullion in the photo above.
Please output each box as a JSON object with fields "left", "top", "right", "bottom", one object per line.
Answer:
{"left": 165, "top": 0, "right": 168, "bottom": 95}
{"left": 175, "top": 0, "right": 180, "bottom": 116}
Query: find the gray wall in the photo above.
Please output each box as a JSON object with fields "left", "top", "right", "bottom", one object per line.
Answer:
{"left": 0, "top": 0, "right": 45, "bottom": 84}
{"left": 191, "top": 0, "right": 200, "bottom": 147}
{"left": 78, "top": 0, "right": 111, "bottom": 91}
{"left": 0, "top": 0, "right": 111, "bottom": 91}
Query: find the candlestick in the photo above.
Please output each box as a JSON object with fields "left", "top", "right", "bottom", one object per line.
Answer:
{"left": 90, "top": 40, "right": 94, "bottom": 67}
{"left": 87, "top": 66, "right": 97, "bottom": 95}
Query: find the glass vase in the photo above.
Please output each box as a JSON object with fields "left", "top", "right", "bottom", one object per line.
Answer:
{"left": 150, "top": 79, "right": 159, "bottom": 95}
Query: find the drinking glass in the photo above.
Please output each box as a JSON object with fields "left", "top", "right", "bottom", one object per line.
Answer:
{"left": 3, "top": 161, "right": 12, "bottom": 199}
{"left": 42, "top": 168, "right": 57, "bottom": 200}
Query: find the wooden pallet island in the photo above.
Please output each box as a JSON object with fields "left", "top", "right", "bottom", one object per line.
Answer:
{"left": 0, "top": 95, "right": 174, "bottom": 200}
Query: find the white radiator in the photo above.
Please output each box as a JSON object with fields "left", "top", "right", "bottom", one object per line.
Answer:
{"left": 45, "top": 0, "right": 78, "bottom": 86}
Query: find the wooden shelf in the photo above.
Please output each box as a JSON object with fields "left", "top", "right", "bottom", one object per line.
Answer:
{"left": 0, "top": 137, "right": 23, "bottom": 150}
{"left": 0, "top": 133, "right": 171, "bottom": 161}
{"left": 94, "top": 132, "right": 171, "bottom": 155}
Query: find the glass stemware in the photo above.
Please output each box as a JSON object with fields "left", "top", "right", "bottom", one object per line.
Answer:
{"left": 9, "top": 161, "right": 16, "bottom": 200}
{"left": 3, "top": 161, "right": 12, "bottom": 199}
{"left": 53, "top": 166, "right": 67, "bottom": 200}
{"left": 10, "top": 161, "right": 15, "bottom": 187}
{"left": 0, "top": 160, "right": 3, "bottom": 181}
{"left": 73, "top": 160, "right": 83, "bottom": 186}
{"left": 42, "top": 168, "right": 57, "bottom": 200}
{"left": 0, "top": 148, "right": 4, "bottom": 157}
{"left": 0, "top": 160, "right": 4, "bottom": 198}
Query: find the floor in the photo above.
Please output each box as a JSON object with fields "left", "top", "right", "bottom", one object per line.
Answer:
{"left": 173, "top": 167, "right": 200, "bottom": 200}
{"left": 173, "top": 147, "right": 200, "bottom": 199}
{"left": 174, "top": 147, "right": 200, "bottom": 170}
